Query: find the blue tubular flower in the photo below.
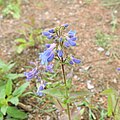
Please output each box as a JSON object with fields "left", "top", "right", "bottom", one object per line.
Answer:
{"left": 46, "top": 64, "right": 53, "bottom": 72}
{"left": 72, "top": 58, "right": 81, "bottom": 64}
{"left": 117, "top": 68, "right": 120, "bottom": 71}
{"left": 57, "top": 50, "right": 63, "bottom": 57}
{"left": 68, "top": 30, "right": 76, "bottom": 38}
{"left": 47, "top": 35, "right": 53, "bottom": 39}
{"left": 37, "top": 84, "right": 45, "bottom": 96}
{"left": 59, "top": 37, "right": 63, "bottom": 42}
{"left": 69, "top": 56, "right": 81, "bottom": 65}
{"left": 39, "top": 43, "right": 56, "bottom": 65}
{"left": 68, "top": 39, "right": 76, "bottom": 46}
{"left": 45, "top": 44, "right": 51, "bottom": 48}
{"left": 24, "top": 68, "right": 38, "bottom": 81}
{"left": 69, "top": 60, "right": 74, "bottom": 65}
{"left": 63, "top": 23, "right": 69, "bottom": 28}
{"left": 42, "top": 31, "right": 50, "bottom": 36}
{"left": 64, "top": 41, "right": 70, "bottom": 47}
{"left": 47, "top": 53, "right": 54, "bottom": 62}
{"left": 70, "top": 37, "right": 77, "bottom": 41}
{"left": 49, "top": 29, "right": 55, "bottom": 33}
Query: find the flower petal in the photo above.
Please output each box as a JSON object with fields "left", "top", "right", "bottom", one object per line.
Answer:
{"left": 47, "top": 35, "right": 53, "bottom": 39}
{"left": 49, "top": 29, "right": 55, "bottom": 33}
{"left": 70, "top": 37, "right": 77, "bottom": 41}
{"left": 42, "top": 31, "right": 50, "bottom": 36}
{"left": 45, "top": 44, "right": 51, "bottom": 48}
{"left": 68, "top": 39, "right": 76, "bottom": 46}
{"left": 72, "top": 58, "right": 81, "bottom": 64}
{"left": 63, "top": 23, "right": 69, "bottom": 28}
{"left": 117, "top": 68, "right": 120, "bottom": 71}
{"left": 47, "top": 53, "right": 54, "bottom": 62}
{"left": 57, "top": 50, "right": 63, "bottom": 57}
{"left": 69, "top": 60, "right": 74, "bottom": 65}
{"left": 64, "top": 41, "right": 70, "bottom": 47}
{"left": 68, "top": 30, "right": 76, "bottom": 38}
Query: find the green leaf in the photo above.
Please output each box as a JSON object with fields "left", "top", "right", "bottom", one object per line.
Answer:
{"left": 107, "top": 95, "right": 113, "bottom": 116}
{"left": 66, "top": 79, "right": 72, "bottom": 89}
{"left": 7, "top": 63, "right": 15, "bottom": 71}
{"left": 13, "top": 82, "right": 29, "bottom": 97}
{"left": 5, "top": 73, "right": 24, "bottom": 80}
{"left": 8, "top": 97, "right": 19, "bottom": 106}
{"left": 0, "top": 112, "right": 3, "bottom": 120}
{"left": 1, "top": 105, "right": 8, "bottom": 115}
{"left": 0, "top": 59, "right": 15, "bottom": 73}
{"left": 16, "top": 44, "right": 27, "bottom": 54}
{"left": 80, "top": 108, "right": 85, "bottom": 115}
{"left": 5, "top": 118, "right": 18, "bottom": 120}
{"left": 6, "top": 79, "right": 12, "bottom": 96}
{"left": 7, "top": 106, "right": 27, "bottom": 119}
{"left": 101, "top": 88, "right": 116, "bottom": 95}
{"left": 41, "top": 87, "right": 66, "bottom": 99}
{"left": 15, "top": 38, "right": 26, "bottom": 43}
{"left": 70, "top": 89, "right": 90, "bottom": 100}
{"left": 0, "top": 88, "right": 5, "bottom": 99}
{"left": 0, "top": 98, "right": 7, "bottom": 107}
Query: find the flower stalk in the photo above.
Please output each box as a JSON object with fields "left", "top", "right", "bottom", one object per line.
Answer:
{"left": 61, "top": 57, "right": 71, "bottom": 120}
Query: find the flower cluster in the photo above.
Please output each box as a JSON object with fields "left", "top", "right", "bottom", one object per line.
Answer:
{"left": 24, "top": 24, "right": 81, "bottom": 97}
{"left": 24, "top": 62, "right": 53, "bottom": 96}
{"left": 24, "top": 68, "right": 38, "bottom": 81}
{"left": 40, "top": 24, "right": 80, "bottom": 66}
{"left": 36, "top": 81, "right": 46, "bottom": 96}
{"left": 64, "top": 30, "right": 77, "bottom": 47}
{"left": 39, "top": 43, "right": 56, "bottom": 65}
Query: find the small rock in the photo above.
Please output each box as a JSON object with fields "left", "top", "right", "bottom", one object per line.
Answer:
{"left": 46, "top": 116, "right": 50, "bottom": 120}
{"left": 87, "top": 80, "right": 94, "bottom": 90}
{"left": 45, "top": 11, "right": 49, "bottom": 15}
{"left": 73, "top": 75, "right": 78, "bottom": 80}
{"left": 97, "top": 47, "right": 104, "bottom": 52}
{"left": 113, "top": 78, "right": 117, "bottom": 83}
{"left": 84, "top": 66, "right": 92, "bottom": 71}
{"left": 0, "top": 15, "right": 3, "bottom": 19}
{"left": 28, "top": 114, "right": 33, "bottom": 119}
{"left": 105, "top": 51, "right": 110, "bottom": 56}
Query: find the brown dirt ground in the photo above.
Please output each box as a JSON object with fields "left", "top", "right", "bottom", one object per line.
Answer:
{"left": 0, "top": 0, "right": 120, "bottom": 119}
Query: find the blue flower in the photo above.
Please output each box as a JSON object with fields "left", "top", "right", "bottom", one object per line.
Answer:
{"left": 42, "top": 30, "right": 54, "bottom": 40}
{"left": 117, "top": 68, "right": 120, "bottom": 71}
{"left": 67, "top": 38, "right": 76, "bottom": 46}
{"left": 68, "top": 30, "right": 76, "bottom": 38}
{"left": 47, "top": 35, "right": 53, "bottom": 39}
{"left": 63, "top": 23, "right": 69, "bottom": 28}
{"left": 69, "top": 56, "right": 81, "bottom": 65}
{"left": 49, "top": 29, "right": 55, "bottom": 33}
{"left": 42, "top": 31, "right": 50, "bottom": 36}
{"left": 46, "top": 64, "right": 54, "bottom": 72}
{"left": 39, "top": 43, "right": 56, "bottom": 65}
{"left": 57, "top": 50, "right": 63, "bottom": 57}
{"left": 64, "top": 37, "right": 76, "bottom": 47}
{"left": 45, "top": 44, "right": 51, "bottom": 48}
{"left": 37, "top": 83, "right": 46, "bottom": 96}
{"left": 47, "top": 53, "right": 54, "bottom": 62}
{"left": 64, "top": 41, "right": 70, "bottom": 47}
{"left": 70, "top": 37, "right": 77, "bottom": 41}
{"left": 59, "top": 37, "right": 63, "bottom": 42}
{"left": 24, "top": 68, "right": 38, "bottom": 81}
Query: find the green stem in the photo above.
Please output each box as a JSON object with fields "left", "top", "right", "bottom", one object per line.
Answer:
{"left": 61, "top": 57, "right": 71, "bottom": 120}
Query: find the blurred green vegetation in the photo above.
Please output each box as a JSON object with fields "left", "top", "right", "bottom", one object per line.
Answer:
{"left": 0, "top": 0, "right": 21, "bottom": 19}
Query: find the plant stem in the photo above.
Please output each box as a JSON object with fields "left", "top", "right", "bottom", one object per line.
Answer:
{"left": 113, "top": 92, "right": 120, "bottom": 117}
{"left": 61, "top": 57, "right": 71, "bottom": 120}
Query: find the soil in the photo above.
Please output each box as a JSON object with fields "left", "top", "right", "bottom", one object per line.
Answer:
{"left": 0, "top": 0, "right": 120, "bottom": 120}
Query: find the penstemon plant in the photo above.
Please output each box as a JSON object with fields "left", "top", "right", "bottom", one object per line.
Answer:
{"left": 24, "top": 24, "right": 82, "bottom": 120}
